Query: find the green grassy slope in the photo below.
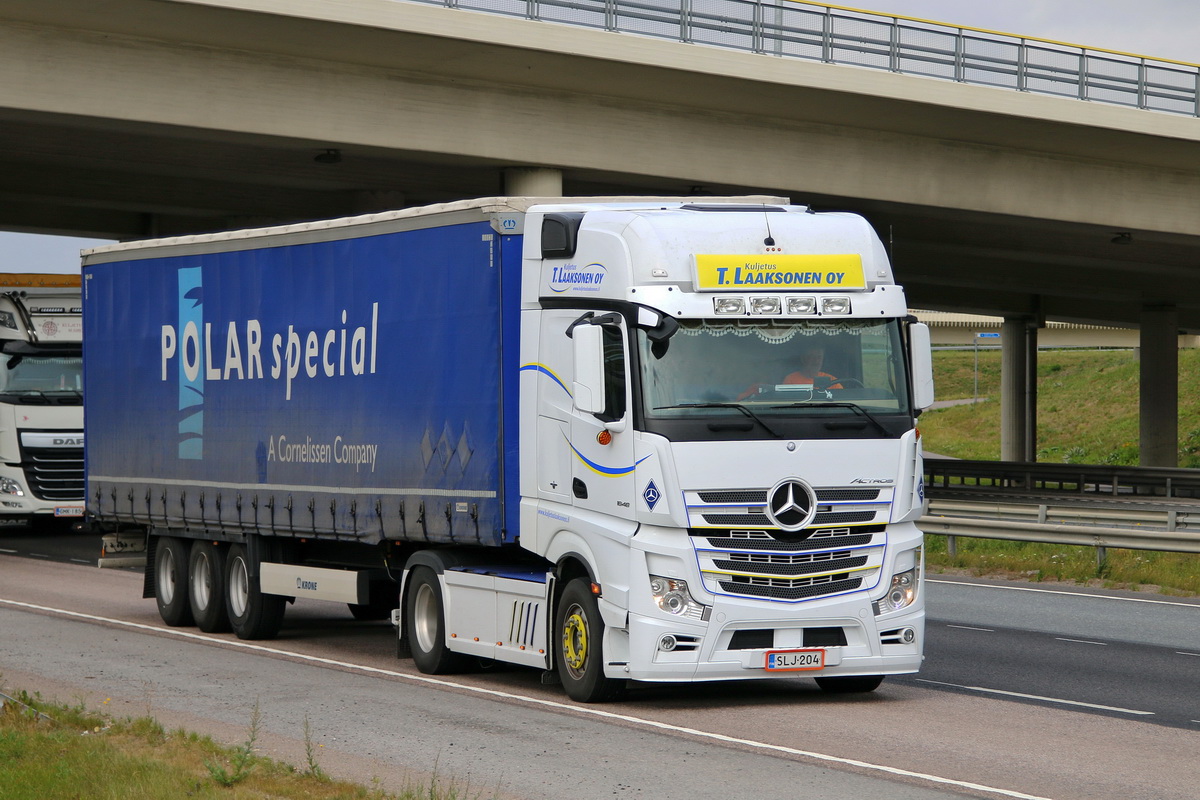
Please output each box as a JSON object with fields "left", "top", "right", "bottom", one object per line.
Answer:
{"left": 920, "top": 348, "right": 1200, "bottom": 466}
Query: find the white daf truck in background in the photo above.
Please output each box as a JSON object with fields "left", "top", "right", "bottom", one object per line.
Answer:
{"left": 85, "top": 196, "right": 933, "bottom": 702}
{"left": 0, "top": 274, "right": 84, "bottom": 529}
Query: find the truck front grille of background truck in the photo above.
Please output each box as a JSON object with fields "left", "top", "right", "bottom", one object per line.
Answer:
{"left": 21, "top": 447, "right": 85, "bottom": 501}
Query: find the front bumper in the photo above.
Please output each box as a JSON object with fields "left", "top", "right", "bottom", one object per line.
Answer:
{"left": 611, "top": 597, "right": 923, "bottom": 682}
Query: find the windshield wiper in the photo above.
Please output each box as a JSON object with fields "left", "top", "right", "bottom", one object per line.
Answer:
{"left": 771, "top": 401, "right": 890, "bottom": 435}
{"left": 655, "top": 403, "right": 784, "bottom": 439}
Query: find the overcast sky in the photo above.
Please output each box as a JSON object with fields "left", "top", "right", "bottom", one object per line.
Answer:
{"left": 2, "top": 0, "right": 1197, "bottom": 274}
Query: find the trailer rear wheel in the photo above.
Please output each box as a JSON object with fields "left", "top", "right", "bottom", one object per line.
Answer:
{"left": 815, "top": 675, "right": 885, "bottom": 693}
{"left": 406, "top": 567, "right": 468, "bottom": 674}
{"left": 225, "top": 543, "right": 285, "bottom": 640}
{"left": 188, "top": 541, "right": 230, "bottom": 633}
{"left": 555, "top": 578, "right": 625, "bottom": 703}
{"left": 154, "top": 537, "right": 194, "bottom": 627}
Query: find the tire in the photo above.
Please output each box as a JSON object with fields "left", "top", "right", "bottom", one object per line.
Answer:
{"left": 188, "top": 540, "right": 230, "bottom": 633}
{"left": 225, "top": 542, "right": 286, "bottom": 640}
{"left": 406, "top": 567, "right": 469, "bottom": 674}
{"left": 815, "top": 675, "right": 885, "bottom": 694}
{"left": 555, "top": 578, "right": 625, "bottom": 703}
{"left": 154, "top": 537, "right": 194, "bottom": 627}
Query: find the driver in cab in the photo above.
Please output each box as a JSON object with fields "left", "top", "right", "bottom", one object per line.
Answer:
{"left": 738, "top": 342, "right": 842, "bottom": 400}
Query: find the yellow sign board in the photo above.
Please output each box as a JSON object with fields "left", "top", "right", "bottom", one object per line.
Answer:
{"left": 694, "top": 254, "right": 865, "bottom": 291}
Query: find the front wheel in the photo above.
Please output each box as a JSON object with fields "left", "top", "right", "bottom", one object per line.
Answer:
{"left": 225, "top": 543, "right": 285, "bottom": 640}
{"left": 155, "top": 537, "right": 193, "bottom": 627}
{"left": 555, "top": 578, "right": 625, "bottom": 703}
{"left": 815, "top": 675, "right": 885, "bottom": 694}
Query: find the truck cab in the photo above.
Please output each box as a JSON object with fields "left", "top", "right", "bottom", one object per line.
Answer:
{"left": 0, "top": 277, "right": 85, "bottom": 527}
{"left": 514, "top": 202, "right": 933, "bottom": 699}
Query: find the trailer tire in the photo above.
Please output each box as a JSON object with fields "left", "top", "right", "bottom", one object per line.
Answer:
{"left": 188, "top": 541, "right": 230, "bottom": 633}
{"left": 406, "top": 567, "right": 468, "bottom": 674}
{"left": 555, "top": 578, "right": 625, "bottom": 703}
{"left": 814, "top": 675, "right": 885, "bottom": 694}
{"left": 154, "top": 537, "right": 194, "bottom": 627}
{"left": 225, "top": 543, "right": 285, "bottom": 640}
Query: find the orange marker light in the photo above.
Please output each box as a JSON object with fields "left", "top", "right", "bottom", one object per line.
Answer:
{"left": 597, "top": 430, "right": 612, "bottom": 446}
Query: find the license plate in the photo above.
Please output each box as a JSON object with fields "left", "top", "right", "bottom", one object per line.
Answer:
{"left": 54, "top": 506, "right": 84, "bottom": 517}
{"left": 765, "top": 649, "right": 824, "bottom": 671}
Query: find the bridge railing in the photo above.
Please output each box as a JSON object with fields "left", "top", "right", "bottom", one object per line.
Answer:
{"left": 407, "top": 0, "right": 1200, "bottom": 116}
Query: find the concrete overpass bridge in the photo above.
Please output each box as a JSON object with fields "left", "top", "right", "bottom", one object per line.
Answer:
{"left": 2, "top": 0, "right": 1199, "bottom": 463}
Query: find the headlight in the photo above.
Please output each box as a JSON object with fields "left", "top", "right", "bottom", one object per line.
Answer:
{"left": 649, "top": 575, "right": 709, "bottom": 620}
{"left": 882, "top": 566, "right": 919, "bottom": 612}
{"left": 0, "top": 477, "right": 25, "bottom": 496}
{"left": 0, "top": 310, "right": 15, "bottom": 329}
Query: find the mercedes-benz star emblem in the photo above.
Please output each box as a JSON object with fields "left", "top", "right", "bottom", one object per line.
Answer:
{"left": 765, "top": 479, "right": 817, "bottom": 532}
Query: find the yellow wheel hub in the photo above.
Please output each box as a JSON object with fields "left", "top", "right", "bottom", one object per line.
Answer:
{"left": 562, "top": 609, "right": 588, "bottom": 673}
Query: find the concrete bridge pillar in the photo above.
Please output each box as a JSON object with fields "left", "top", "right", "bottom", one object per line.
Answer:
{"left": 503, "top": 167, "right": 563, "bottom": 197}
{"left": 1139, "top": 304, "right": 1179, "bottom": 467}
{"left": 1001, "top": 316, "right": 1039, "bottom": 462}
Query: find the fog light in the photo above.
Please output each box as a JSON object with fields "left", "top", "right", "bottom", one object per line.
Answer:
{"left": 713, "top": 297, "right": 745, "bottom": 315}
{"left": 900, "top": 627, "right": 916, "bottom": 644}
{"left": 659, "top": 634, "right": 678, "bottom": 652}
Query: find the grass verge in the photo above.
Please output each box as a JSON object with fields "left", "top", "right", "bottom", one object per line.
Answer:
{"left": 925, "top": 535, "right": 1200, "bottom": 596}
{"left": 0, "top": 687, "right": 488, "bottom": 800}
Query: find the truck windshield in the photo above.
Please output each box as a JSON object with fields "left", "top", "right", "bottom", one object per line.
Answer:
{"left": 0, "top": 354, "right": 83, "bottom": 400}
{"left": 637, "top": 318, "right": 912, "bottom": 440}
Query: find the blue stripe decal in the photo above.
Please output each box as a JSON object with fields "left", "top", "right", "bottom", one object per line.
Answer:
{"left": 521, "top": 363, "right": 572, "bottom": 397}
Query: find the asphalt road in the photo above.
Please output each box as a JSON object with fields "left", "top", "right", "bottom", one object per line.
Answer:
{"left": 908, "top": 579, "right": 1200, "bottom": 728}
{"left": 2, "top": 534, "right": 1199, "bottom": 799}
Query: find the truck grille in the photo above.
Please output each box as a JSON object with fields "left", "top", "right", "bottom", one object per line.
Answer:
{"left": 21, "top": 447, "right": 84, "bottom": 501}
{"left": 686, "top": 481, "right": 893, "bottom": 602}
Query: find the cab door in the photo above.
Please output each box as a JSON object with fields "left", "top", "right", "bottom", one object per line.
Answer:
{"left": 566, "top": 313, "right": 639, "bottom": 521}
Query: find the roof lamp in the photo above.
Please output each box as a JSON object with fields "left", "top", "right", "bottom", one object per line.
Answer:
{"left": 786, "top": 297, "right": 816, "bottom": 314}
{"left": 714, "top": 297, "right": 745, "bottom": 315}
{"left": 750, "top": 297, "right": 781, "bottom": 315}
{"left": 821, "top": 297, "right": 851, "bottom": 315}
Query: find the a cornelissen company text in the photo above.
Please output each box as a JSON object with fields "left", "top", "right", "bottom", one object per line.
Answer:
{"left": 268, "top": 434, "right": 379, "bottom": 473}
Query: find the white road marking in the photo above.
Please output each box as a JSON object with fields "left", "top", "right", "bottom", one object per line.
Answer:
{"left": 0, "top": 596, "right": 1054, "bottom": 800}
{"left": 916, "top": 679, "right": 1154, "bottom": 716}
{"left": 1053, "top": 637, "right": 1107, "bottom": 646}
{"left": 929, "top": 578, "right": 1200, "bottom": 608}
{"left": 947, "top": 624, "right": 994, "bottom": 632}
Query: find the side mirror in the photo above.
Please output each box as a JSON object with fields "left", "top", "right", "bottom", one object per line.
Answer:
{"left": 909, "top": 322, "right": 935, "bottom": 411}
{"left": 572, "top": 323, "right": 606, "bottom": 415}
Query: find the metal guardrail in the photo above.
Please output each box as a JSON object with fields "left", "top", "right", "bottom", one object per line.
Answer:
{"left": 925, "top": 458, "right": 1200, "bottom": 500}
{"left": 921, "top": 459, "right": 1200, "bottom": 560}
{"left": 405, "top": 0, "right": 1200, "bottom": 116}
